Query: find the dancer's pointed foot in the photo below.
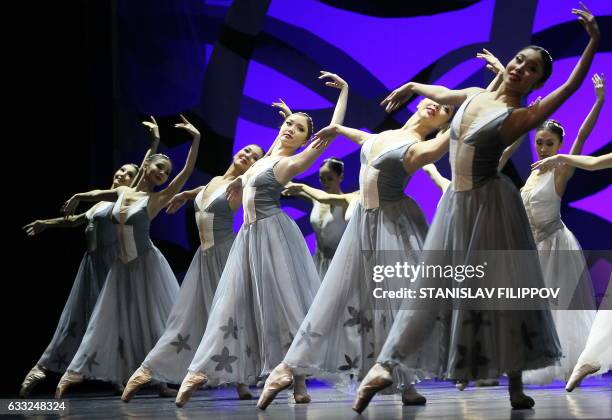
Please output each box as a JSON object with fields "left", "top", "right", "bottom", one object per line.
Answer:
{"left": 293, "top": 375, "right": 311, "bottom": 404}
{"left": 20, "top": 365, "right": 47, "bottom": 398}
{"left": 508, "top": 371, "right": 534, "bottom": 409}
{"left": 566, "top": 362, "right": 600, "bottom": 392}
{"left": 352, "top": 363, "right": 393, "bottom": 413}
{"left": 257, "top": 363, "right": 294, "bottom": 410}
{"left": 236, "top": 383, "right": 252, "bottom": 400}
{"left": 402, "top": 384, "right": 426, "bottom": 405}
{"left": 55, "top": 371, "right": 83, "bottom": 399}
{"left": 175, "top": 371, "right": 207, "bottom": 407}
{"left": 158, "top": 383, "right": 178, "bottom": 398}
{"left": 455, "top": 379, "right": 469, "bottom": 391}
{"left": 121, "top": 365, "right": 153, "bottom": 402}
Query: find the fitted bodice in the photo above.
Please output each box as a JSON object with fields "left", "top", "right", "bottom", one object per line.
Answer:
{"left": 359, "top": 136, "right": 417, "bottom": 209}
{"left": 112, "top": 193, "right": 153, "bottom": 263}
{"left": 449, "top": 93, "right": 512, "bottom": 191}
{"left": 521, "top": 170, "right": 563, "bottom": 242}
{"left": 310, "top": 201, "right": 347, "bottom": 257}
{"left": 242, "top": 156, "right": 284, "bottom": 224}
{"left": 194, "top": 184, "right": 235, "bottom": 250}
{"left": 84, "top": 202, "right": 116, "bottom": 252}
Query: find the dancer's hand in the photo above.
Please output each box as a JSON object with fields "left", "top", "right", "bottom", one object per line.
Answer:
{"left": 61, "top": 195, "right": 80, "bottom": 217}
{"left": 175, "top": 114, "right": 201, "bottom": 138}
{"left": 311, "top": 124, "right": 339, "bottom": 149}
{"left": 22, "top": 220, "right": 46, "bottom": 236}
{"left": 272, "top": 98, "right": 292, "bottom": 119}
{"left": 141, "top": 116, "right": 160, "bottom": 140}
{"left": 225, "top": 177, "right": 243, "bottom": 203}
{"left": 572, "top": 2, "right": 599, "bottom": 41}
{"left": 281, "top": 182, "right": 304, "bottom": 197}
{"left": 593, "top": 73, "right": 605, "bottom": 101}
{"left": 380, "top": 83, "right": 414, "bottom": 113}
{"left": 476, "top": 48, "right": 504, "bottom": 74}
{"left": 319, "top": 71, "right": 347, "bottom": 90}
{"left": 532, "top": 155, "right": 563, "bottom": 172}
{"left": 166, "top": 192, "right": 189, "bottom": 214}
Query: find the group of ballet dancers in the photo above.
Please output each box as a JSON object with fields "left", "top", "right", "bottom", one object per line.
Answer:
{"left": 20, "top": 3, "right": 611, "bottom": 413}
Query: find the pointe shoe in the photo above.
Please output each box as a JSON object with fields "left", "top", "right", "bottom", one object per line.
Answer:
{"left": 402, "top": 384, "right": 426, "bottom": 406}
{"left": 510, "top": 391, "right": 535, "bottom": 409}
{"left": 158, "top": 385, "right": 178, "bottom": 398}
{"left": 455, "top": 380, "right": 469, "bottom": 391}
{"left": 566, "top": 362, "right": 600, "bottom": 392}
{"left": 175, "top": 372, "right": 208, "bottom": 407}
{"left": 55, "top": 371, "right": 83, "bottom": 399}
{"left": 236, "top": 383, "right": 253, "bottom": 400}
{"left": 256, "top": 365, "right": 294, "bottom": 410}
{"left": 121, "top": 366, "right": 153, "bottom": 402}
{"left": 20, "top": 365, "right": 47, "bottom": 398}
{"left": 352, "top": 364, "right": 393, "bottom": 414}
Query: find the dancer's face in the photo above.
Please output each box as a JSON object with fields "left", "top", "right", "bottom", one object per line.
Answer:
{"left": 233, "top": 144, "right": 264, "bottom": 173}
{"left": 111, "top": 164, "right": 138, "bottom": 188}
{"left": 144, "top": 156, "right": 172, "bottom": 186}
{"left": 534, "top": 129, "right": 562, "bottom": 160}
{"left": 279, "top": 114, "right": 310, "bottom": 148}
{"left": 319, "top": 163, "right": 343, "bottom": 193}
{"left": 504, "top": 48, "right": 546, "bottom": 94}
{"left": 416, "top": 99, "right": 454, "bottom": 129}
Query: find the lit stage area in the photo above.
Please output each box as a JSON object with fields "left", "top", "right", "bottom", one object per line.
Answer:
{"left": 26, "top": 376, "right": 612, "bottom": 419}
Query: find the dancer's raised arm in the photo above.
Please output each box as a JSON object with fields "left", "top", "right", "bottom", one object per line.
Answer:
{"left": 381, "top": 81, "right": 481, "bottom": 112}
{"left": 532, "top": 153, "right": 612, "bottom": 172}
{"left": 147, "top": 115, "right": 201, "bottom": 216}
{"left": 282, "top": 182, "right": 355, "bottom": 208}
{"left": 502, "top": 3, "right": 599, "bottom": 142}
{"left": 569, "top": 73, "right": 605, "bottom": 156}
{"left": 131, "top": 116, "right": 161, "bottom": 187}
{"left": 274, "top": 72, "right": 349, "bottom": 184}
{"left": 165, "top": 186, "right": 205, "bottom": 214}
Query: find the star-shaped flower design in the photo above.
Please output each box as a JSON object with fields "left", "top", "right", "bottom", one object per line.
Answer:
{"left": 83, "top": 352, "right": 99, "bottom": 373}
{"left": 297, "top": 323, "right": 322, "bottom": 347}
{"left": 220, "top": 317, "right": 238, "bottom": 340}
{"left": 338, "top": 354, "right": 360, "bottom": 371}
{"left": 211, "top": 347, "right": 238, "bottom": 373}
{"left": 171, "top": 333, "right": 192, "bottom": 354}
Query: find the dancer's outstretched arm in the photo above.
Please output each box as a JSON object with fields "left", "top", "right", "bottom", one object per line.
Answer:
{"left": 381, "top": 82, "right": 482, "bottom": 111}
{"left": 532, "top": 153, "right": 612, "bottom": 172}
{"left": 148, "top": 115, "right": 201, "bottom": 217}
{"left": 275, "top": 73, "right": 349, "bottom": 184}
{"left": 557, "top": 73, "right": 605, "bottom": 183}
{"left": 131, "top": 116, "right": 161, "bottom": 187}
{"left": 282, "top": 182, "right": 356, "bottom": 208}
{"left": 423, "top": 164, "right": 450, "bottom": 192}
{"left": 502, "top": 4, "right": 599, "bottom": 143}
{"left": 165, "top": 186, "right": 205, "bottom": 214}
{"left": 22, "top": 213, "right": 88, "bottom": 236}
{"left": 403, "top": 130, "right": 450, "bottom": 173}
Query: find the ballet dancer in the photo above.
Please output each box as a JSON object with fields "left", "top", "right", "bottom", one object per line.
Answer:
{"left": 55, "top": 115, "right": 200, "bottom": 398}
{"left": 354, "top": 3, "right": 599, "bottom": 411}
{"left": 173, "top": 71, "right": 348, "bottom": 407}
{"left": 120, "top": 143, "right": 265, "bottom": 402}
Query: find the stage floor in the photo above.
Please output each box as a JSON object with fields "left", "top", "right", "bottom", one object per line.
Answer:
{"left": 33, "top": 376, "right": 612, "bottom": 419}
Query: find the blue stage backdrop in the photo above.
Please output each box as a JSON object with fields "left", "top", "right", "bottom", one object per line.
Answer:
{"left": 112, "top": 0, "right": 610, "bottom": 295}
